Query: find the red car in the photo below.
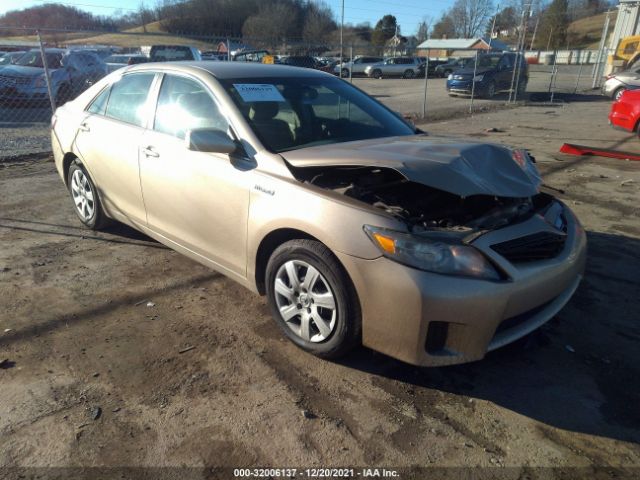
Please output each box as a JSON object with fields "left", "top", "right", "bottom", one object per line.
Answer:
{"left": 609, "top": 89, "right": 640, "bottom": 132}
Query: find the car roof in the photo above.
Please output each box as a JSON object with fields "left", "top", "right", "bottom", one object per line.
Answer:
{"left": 127, "top": 61, "right": 332, "bottom": 79}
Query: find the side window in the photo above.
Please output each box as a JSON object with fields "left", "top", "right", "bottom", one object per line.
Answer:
{"left": 87, "top": 86, "right": 111, "bottom": 115}
{"left": 154, "top": 74, "right": 228, "bottom": 139}
{"left": 104, "top": 73, "right": 155, "bottom": 127}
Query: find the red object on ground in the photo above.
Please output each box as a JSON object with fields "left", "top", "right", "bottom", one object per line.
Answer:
{"left": 560, "top": 143, "right": 640, "bottom": 161}
{"left": 609, "top": 89, "right": 640, "bottom": 132}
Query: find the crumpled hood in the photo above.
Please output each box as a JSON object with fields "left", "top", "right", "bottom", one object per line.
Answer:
{"left": 280, "top": 135, "right": 542, "bottom": 198}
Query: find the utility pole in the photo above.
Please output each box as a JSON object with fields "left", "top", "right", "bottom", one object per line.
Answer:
{"left": 509, "top": 4, "right": 530, "bottom": 103}
{"left": 488, "top": 4, "right": 499, "bottom": 50}
{"left": 340, "top": 0, "right": 344, "bottom": 78}
{"left": 529, "top": 16, "right": 539, "bottom": 50}
{"left": 592, "top": 9, "right": 611, "bottom": 89}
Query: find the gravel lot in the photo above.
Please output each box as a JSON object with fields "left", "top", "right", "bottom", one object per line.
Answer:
{"left": 0, "top": 96, "right": 639, "bottom": 479}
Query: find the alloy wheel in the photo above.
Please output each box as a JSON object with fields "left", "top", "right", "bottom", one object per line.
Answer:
{"left": 274, "top": 259, "right": 337, "bottom": 343}
{"left": 70, "top": 169, "right": 95, "bottom": 221}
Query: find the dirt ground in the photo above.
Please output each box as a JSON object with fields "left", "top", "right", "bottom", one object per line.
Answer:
{"left": 0, "top": 97, "right": 639, "bottom": 479}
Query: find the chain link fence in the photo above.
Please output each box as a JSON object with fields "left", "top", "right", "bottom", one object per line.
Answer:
{"left": 0, "top": 26, "right": 604, "bottom": 159}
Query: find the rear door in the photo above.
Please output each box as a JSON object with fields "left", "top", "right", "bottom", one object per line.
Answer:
{"left": 139, "top": 73, "right": 250, "bottom": 276}
{"left": 74, "top": 72, "right": 156, "bottom": 226}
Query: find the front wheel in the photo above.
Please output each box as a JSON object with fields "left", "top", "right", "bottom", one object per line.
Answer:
{"left": 371, "top": 69, "right": 382, "bottom": 79}
{"left": 341, "top": 68, "right": 349, "bottom": 78}
{"left": 265, "top": 239, "right": 361, "bottom": 359}
{"left": 67, "top": 161, "right": 110, "bottom": 230}
{"left": 614, "top": 87, "right": 626, "bottom": 101}
{"left": 484, "top": 81, "right": 496, "bottom": 98}
{"left": 55, "top": 83, "right": 72, "bottom": 107}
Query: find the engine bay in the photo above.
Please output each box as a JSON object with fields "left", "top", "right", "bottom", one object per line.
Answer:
{"left": 294, "top": 165, "right": 554, "bottom": 233}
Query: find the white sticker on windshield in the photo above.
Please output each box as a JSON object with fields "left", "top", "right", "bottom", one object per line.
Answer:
{"left": 233, "top": 83, "right": 285, "bottom": 102}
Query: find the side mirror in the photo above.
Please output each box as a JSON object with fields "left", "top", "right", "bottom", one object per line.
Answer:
{"left": 186, "top": 128, "right": 237, "bottom": 154}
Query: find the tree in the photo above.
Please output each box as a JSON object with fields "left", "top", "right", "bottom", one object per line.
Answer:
{"left": 302, "top": 1, "right": 336, "bottom": 43}
{"left": 449, "top": 0, "right": 494, "bottom": 38}
{"left": 432, "top": 14, "right": 456, "bottom": 39}
{"left": 371, "top": 14, "right": 397, "bottom": 45}
{"left": 486, "top": 6, "right": 517, "bottom": 37}
{"left": 415, "top": 16, "right": 432, "bottom": 43}
{"left": 242, "top": 2, "right": 298, "bottom": 43}
{"left": 536, "top": 0, "right": 568, "bottom": 49}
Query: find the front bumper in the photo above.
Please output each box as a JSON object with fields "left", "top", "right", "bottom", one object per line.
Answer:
{"left": 336, "top": 203, "right": 587, "bottom": 366}
{"left": 446, "top": 78, "right": 480, "bottom": 95}
{"left": 601, "top": 78, "right": 623, "bottom": 97}
{"left": 0, "top": 84, "right": 50, "bottom": 103}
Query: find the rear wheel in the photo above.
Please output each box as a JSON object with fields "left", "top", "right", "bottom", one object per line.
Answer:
{"left": 403, "top": 69, "right": 415, "bottom": 79}
{"left": 443, "top": 69, "right": 452, "bottom": 77}
{"left": 265, "top": 239, "right": 361, "bottom": 359}
{"left": 67, "top": 161, "right": 109, "bottom": 230}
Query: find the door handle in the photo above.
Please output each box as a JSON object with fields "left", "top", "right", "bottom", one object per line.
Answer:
{"left": 142, "top": 146, "right": 159, "bottom": 158}
{"left": 78, "top": 122, "right": 90, "bottom": 132}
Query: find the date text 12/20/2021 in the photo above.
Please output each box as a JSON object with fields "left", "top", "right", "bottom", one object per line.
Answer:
{"left": 233, "top": 468, "right": 400, "bottom": 478}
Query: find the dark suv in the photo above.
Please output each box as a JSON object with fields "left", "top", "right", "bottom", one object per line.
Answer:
{"left": 445, "top": 52, "right": 528, "bottom": 98}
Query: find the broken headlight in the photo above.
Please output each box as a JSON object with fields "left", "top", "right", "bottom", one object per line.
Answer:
{"left": 364, "top": 225, "right": 500, "bottom": 280}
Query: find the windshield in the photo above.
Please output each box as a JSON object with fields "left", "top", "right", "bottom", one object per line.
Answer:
{"left": 0, "top": 54, "right": 12, "bottom": 65}
{"left": 15, "top": 51, "right": 63, "bottom": 69}
{"left": 221, "top": 76, "right": 415, "bottom": 153}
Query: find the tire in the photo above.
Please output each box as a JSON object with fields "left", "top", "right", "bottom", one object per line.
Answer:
{"left": 341, "top": 68, "right": 350, "bottom": 78}
{"left": 614, "top": 87, "right": 626, "bottom": 101}
{"left": 372, "top": 69, "right": 382, "bottom": 79}
{"left": 67, "top": 160, "right": 110, "bottom": 230}
{"left": 443, "top": 69, "right": 452, "bottom": 77}
{"left": 484, "top": 81, "right": 496, "bottom": 99}
{"left": 55, "top": 83, "right": 72, "bottom": 107}
{"left": 403, "top": 69, "right": 415, "bottom": 79}
{"left": 265, "top": 239, "right": 361, "bottom": 359}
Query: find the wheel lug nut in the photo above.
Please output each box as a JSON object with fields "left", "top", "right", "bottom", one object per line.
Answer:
{"left": 296, "top": 304, "right": 302, "bottom": 309}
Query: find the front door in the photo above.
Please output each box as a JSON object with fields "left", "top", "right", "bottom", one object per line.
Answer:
{"left": 139, "top": 73, "right": 251, "bottom": 276}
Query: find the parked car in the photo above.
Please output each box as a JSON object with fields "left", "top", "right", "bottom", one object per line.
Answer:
{"left": 201, "top": 51, "right": 227, "bottom": 61}
{"left": 232, "top": 50, "right": 270, "bottom": 62}
{"left": 51, "top": 62, "right": 586, "bottom": 366}
{"left": 446, "top": 52, "right": 528, "bottom": 98}
{"left": 333, "top": 56, "right": 384, "bottom": 77}
{"left": 0, "top": 49, "right": 108, "bottom": 105}
{"left": 0, "top": 51, "right": 25, "bottom": 70}
{"left": 104, "top": 53, "right": 149, "bottom": 73}
{"left": 608, "top": 88, "right": 640, "bottom": 132}
{"left": 280, "top": 56, "right": 321, "bottom": 69}
{"left": 417, "top": 59, "right": 448, "bottom": 77}
{"left": 434, "top": 57, "right": 474, "bottom": 77}
{"left": 317, "top": 59, "right": 339, "bottom": 74}
{"left": 364, "top": 57, "right": 423, "bottom": 78}
{"left": 149, "top": 45, "right": 201, "bottom": 62}
{"left": 601, "top": 66, "right": 640, "bottom": 100}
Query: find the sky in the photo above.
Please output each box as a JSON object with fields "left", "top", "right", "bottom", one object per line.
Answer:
{"left": 0, "top": 0, "right": 457, "bottom": 36}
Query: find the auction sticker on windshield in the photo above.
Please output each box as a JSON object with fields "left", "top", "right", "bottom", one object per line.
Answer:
{"left": 234, "top": 84, "right": 285, "bottom": 102}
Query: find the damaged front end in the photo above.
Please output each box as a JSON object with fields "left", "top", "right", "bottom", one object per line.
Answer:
{"left": 293, "top": 163, "right": 556, "bottom": 236}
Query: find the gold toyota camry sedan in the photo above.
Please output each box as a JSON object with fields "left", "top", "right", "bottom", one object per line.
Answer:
{"left": 51, "top": 62, "right": 586, "bottom": 366}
